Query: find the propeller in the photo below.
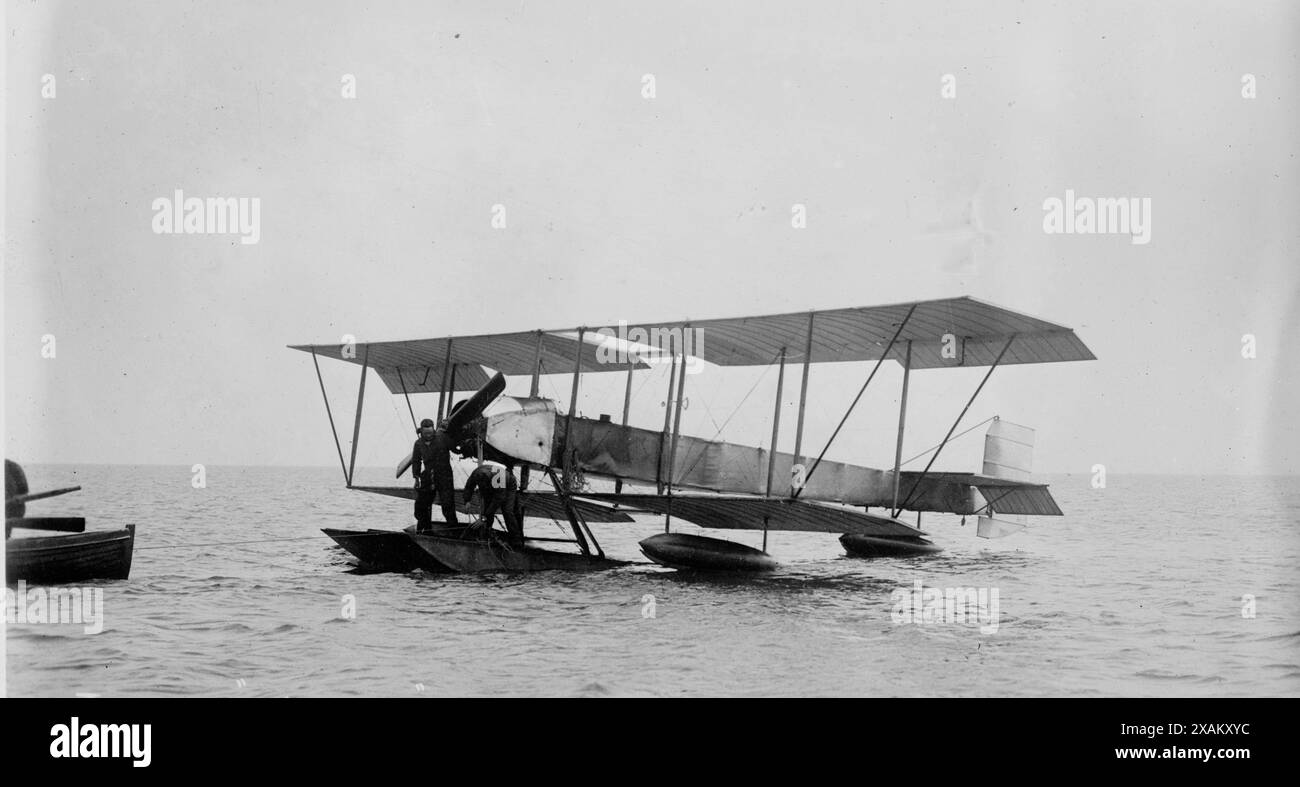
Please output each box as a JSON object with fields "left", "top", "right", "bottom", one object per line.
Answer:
{"left": 396, "top": 372, "right": 507, "bottom": 478}
{"left": 445, "top": 371, "right": 506, "bottom": 436}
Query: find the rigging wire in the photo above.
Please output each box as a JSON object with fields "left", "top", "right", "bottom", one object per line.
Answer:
{"left": 899, "top": 415, "right": 998, "bottom": 467}
{"left": 691, "top": 375, "right": 725, "bottom": 436}
{"left": 137, "top": 535, "right": 332, "bottom": 550}
{"left": 673, "top": 351, "right": 779, "bottom": 486}
{"left": 526, "top": 472, "right": 573, "bottom": 538}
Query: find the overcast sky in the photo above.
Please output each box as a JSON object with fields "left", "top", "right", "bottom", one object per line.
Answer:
{"left": 4, "top": 0, "right": 1297, "bottom": 476}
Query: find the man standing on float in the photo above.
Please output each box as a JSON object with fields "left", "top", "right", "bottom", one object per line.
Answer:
{"left": 411, "top": 417, "right": 460, "bottom": 532}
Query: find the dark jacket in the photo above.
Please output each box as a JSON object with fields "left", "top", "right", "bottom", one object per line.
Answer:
{"left": 411, "top": 431, "right": 456, "bottom": 480}
{"left": 464, "top": 464, "right": 517, "bottom": 500}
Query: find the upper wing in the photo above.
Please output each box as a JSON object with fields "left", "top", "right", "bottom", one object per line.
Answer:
{"left": 290, "top": 330, "right": 647, "bottom": 395}
{"left": 291, "top": 296, "right": 1095, "bottom": 388}
{"left": 617, "top": 296, "right": 1094, "bottom": 369}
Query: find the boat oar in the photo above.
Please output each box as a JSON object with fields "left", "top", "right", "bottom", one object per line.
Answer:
{"left": 5, "top": 485, "right": 81, "bottom": 506}
{"left": 6, "top": 516, "right": 86, "bottom": 533}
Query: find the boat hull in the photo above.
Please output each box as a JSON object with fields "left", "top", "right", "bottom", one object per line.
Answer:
{"left": 639, "top": 532, "right": 778, "bottom": 572}
{"left": 322, "top": 527, "right": 452, "bottom": 572}
{"left": 839, "top": 533, "right": 942, "bottom": 557}
{"left": 407, "top": 533, "right": 621, "bottom": 573}
{"left": 6, "top": 524, "right": 136, "bottom": 583}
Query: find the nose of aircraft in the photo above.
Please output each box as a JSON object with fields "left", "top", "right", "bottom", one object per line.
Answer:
{"left": 481, "top": 397, "right": 559, "bottom": 466}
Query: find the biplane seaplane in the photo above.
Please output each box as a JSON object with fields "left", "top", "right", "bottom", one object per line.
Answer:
{"left": 290, "top": 296, "right": 1094, "bottom": 573}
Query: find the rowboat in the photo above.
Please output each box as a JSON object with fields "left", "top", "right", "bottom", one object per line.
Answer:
{"left": 5, "top": 460, "right": 137, "bottom": 583}
{"left": 6, "top": 525, "right": 136, "bottom": 583}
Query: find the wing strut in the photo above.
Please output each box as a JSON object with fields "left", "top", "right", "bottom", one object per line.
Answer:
{"left": 795, "top": 303, "right": 916, "bottom": 499}
{"left": 437, "top": 339, "right": 454, "bottom": 419}
{"left": 528, "top": 330, "right": 544, "bottom": 397}
{"left": 790, "top": 313, "right": 816, "bottom": 481}
{"left": 311, "top": 348, "right": 350, "bottom": 485}
{"left": 562, "top": 327, "right": 586, "bottom": 488}
{"left": 656, "top": 354, "right": 678, "bottom": 494}
{"left": 445, "top": 364, "right": 459, "bottom": 416}
{"left": 890, "top": 340, "right": 912, "bottom": 512}
{"left": 894, "top": 334, "right": 1016, "bottom": 516}
{"left": 346, "top": 345, "right": 369, "bottom": 487}
{"left": 521, "top": 330, "right": 544, "bottom": 493}
{"left": 546, "top": 467, "right": 602, "bottom": 557}
{"left": 762, "top": 346, "right": 788, "bottom": 554}
{"left": 664, "top": 334, "right": 690, "bottom": 532}
{"left": 614, "top": 360, "right": 635, "bottom": 495}
{"left": 397, "top": 367, "right": 416, "bottom": 430}
{"left": 764, "top": 347, "right": 787, "bottom": 497}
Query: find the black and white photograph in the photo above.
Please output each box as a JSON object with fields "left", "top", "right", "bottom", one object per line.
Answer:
{"left": 2, "top": 0, "right": 1296, "bottom": 735}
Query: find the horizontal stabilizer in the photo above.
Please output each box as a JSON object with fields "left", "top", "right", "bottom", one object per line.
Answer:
{"left": 972, "top": 482, "right": 1062, "bottom": 516}
{"left": 896, "top": 472, "right": 1063, "bottom": 516}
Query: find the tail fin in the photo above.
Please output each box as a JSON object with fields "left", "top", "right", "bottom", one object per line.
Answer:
{"left": 982, "top": 418, "right": 1035, "bottom": 482}
{"left": 976, "top": 418, "right": 1034, "bottom": 538}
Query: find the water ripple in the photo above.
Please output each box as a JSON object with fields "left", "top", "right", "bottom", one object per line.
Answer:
{"left": 7, "top": 467, "right": 1300, "bottom": 696}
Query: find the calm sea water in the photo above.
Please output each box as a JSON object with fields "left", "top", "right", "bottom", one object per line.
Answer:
{"left": 5, "top": 464, "right": 1299, "bottom": 697}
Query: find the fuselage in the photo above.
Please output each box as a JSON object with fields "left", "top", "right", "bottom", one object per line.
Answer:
{"left": 479, "top": 396, "right": 975, "bottom": 512}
